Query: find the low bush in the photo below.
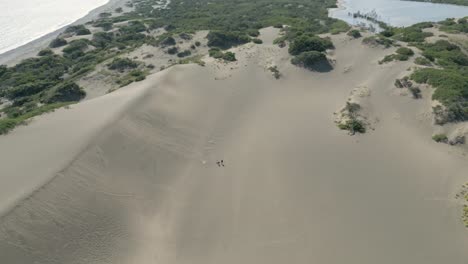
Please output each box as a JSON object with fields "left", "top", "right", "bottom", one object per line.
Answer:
{"left": 414, "top": 57, "right": 432, "bottom": 66}
{"left": 252, "top": 38, "right": 263, "bottom": 44}
{"left": 167, "top": 46, "right": 179, "bottom": 54}
{"left": 347, "top": 29, "right": 361, "bottom": 38}
{"left": 432, "top": 134, "right": 448, "bottom": 143}
{"left": 291, "top": 51, "right": 330, "bottom": 70}
{"left": 177, "top": 50, "right": 192, "bottom": 58}
{"left": 396, "top": 47, "right": 414, "bottom": 56}
{"left": 45, "top": 82, "right": 86, "bottom": 103}
{"left": 49, "top": 38, "right": 67, "bottom": 48}
{"left": 288, "top": 35, "right": 334, "bottom": 55}
{"left": 107, "top": 57, "right": 138, "bottom": 71}
{"left": 207, "top": 31, "right": 250, "bottom": 49}
{"left": 222, "top": 51, "right": 236, "bottom": 62}
{"left": 38, "top": 49, "right": 53, "bottom": 56}
{"left": 338, "top": 119, "right": 366, "bottom": 134}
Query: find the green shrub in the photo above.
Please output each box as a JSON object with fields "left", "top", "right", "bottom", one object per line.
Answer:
{"left": 99, "top": 12, "right": 112, "bottom": 18}
{"left": 65, "top": 25, "right": 91, "bottom": 35}
{"left": 268, "top": 66, "right": 281, "bottom": 79}
{"left": 92, "top": 32, "right": 114, "bottom": 48}
{"left": 179, "top": 33, "right": 192, "bottom": 40}
{"left": 177, "top": 50, "right": 192, "bottom": 58}
{"left": 207, "top": 31, "right": 250, "bottom": 49}
{"left": 195, "top": 41, "right": 201, "bottom": 47}
{"left": 338, "top": 119, "right": 366, "bottom": 134}
{"left": 107, "top": 57, "right": 138, "bottom": 71}
{"left": 46, "top": 82, "right": 86, "bottom": 103}
{"left": 62, "top": 39, "right": 90, "bottom": 59}
{"left": 209, "top": 48, "right": 224, "bottom": 59}
{"left": 94, "top": 21, "right": 113, "bottom": 31}
{"left": 362, "top": 36, "right": 393, "bottom": 48}
{"left": 329, "top": 20, "right": 350, "bottom": 34}
{"left": 291, "top": 51, "right": 330, "bottom": 70}
{"left": 247, "top": 29, "right": 260, "bottom": 37}
{"left": 49, "top": 38, "right": 67, "bottom": 48}
{"left": 347, "top": 29, "right": 361, "bottom": 38}
{"left": 396, "top": 47, "right": 414, "bottom": 56}
{"left": 432, "top": 134, "right": 448, "bottom": 143}
{"left": 167, "top": 46, "right": 179, "bottom": 54}
{"left": 222, "top": 51, "right": 236, "bottom": 62}
{"left": 118, "top": 22, "right": 147, "bottom": 40}
{"left": 414, "top": 57, "right": 432, "bottom": 66}
{"left": 252, "top": 38, "right": 263, "bottom": 44}
{"left": 0, "top": 119, "right": 18, "bottom": 135}
{"left": 38, "top": 49, "right": 53, "bottom": 56}
{"left": 288, "top": 35, "right": 334, "bottom": 55}
{"left": 392, "top": 26, "right": 433, "bottom": 42}
{"left": 416, "top": 40, "right": 468, "bottom": 68}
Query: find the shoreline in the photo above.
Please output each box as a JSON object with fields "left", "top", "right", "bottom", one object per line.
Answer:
{"left": 0, "top": 0, "right": 129, "bottom": 66}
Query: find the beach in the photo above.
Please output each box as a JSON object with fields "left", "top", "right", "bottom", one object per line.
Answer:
{"left": 0, "top": 27, "right": 467, "bottom": 263}
{"left": 0, "top": 0, "right": 128, "bottom": 66}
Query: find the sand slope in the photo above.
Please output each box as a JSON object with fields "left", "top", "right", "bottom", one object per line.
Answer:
{"left": 0, "top": 31, "right": 468, "bottom": 263}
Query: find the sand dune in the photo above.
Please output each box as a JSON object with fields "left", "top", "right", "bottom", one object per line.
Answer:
{"left": 1, "top": 31, "right": 468, "bottom": 263}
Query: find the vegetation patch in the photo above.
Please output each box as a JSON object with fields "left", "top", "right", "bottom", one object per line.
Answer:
{"left": 335, "top": 102, "right": 368, "bottom": 135}
{"left": 288, "top": 35, "right": 334, "bottom": 55}
{"left": 207, "top": 31, "right": 250, "bottom": 49}
{"left": 362, "top": 36, "right": 393, "bottom": 48}
{"left": 291, "top": 51, "right": 332, "bottom": 72}
{"left": 107, "top": 57, "right": 139, "bottom": 72}
{"left": 116, "top": 69, "right": 148, "bottom": 87}
{"left": 455, "top": 183, "right": 468, "bottom": 228}
{"left": 0, "top": 0, "right": 366, "bottom": 134}
{"left": 177, "top": 50, "right": 192, "bottom": 58}
{"left": 347, "top": 29, "right": 362, "bottom": 38}
{"left": 438, "top": 17, "right": 468, "bottom": 33}
{"left": 0, "top": 102, "right": 72, "bottom": 135}
{"left": 65, "top": 25, "right": 91, "bottom": 36}
{"left": 432, "top": 133, "right": 448, "bottom": 143}
{"left": 268, "top": 66, "right": 281, "bottom": 79}
{"left": 209, "top": 48, "right": 237, "bottom": 62}
{"left": 414, "top": 56, "right": 432, "bottom": 66}
{"left": 379, "top": 47, "right": 414, "bottom": 64}
{"left": 253, "top": 38, "right": 263, "bottom": 44}
{"left": 49, "top": 38, "right": 68, "bottom": 48}
{"left": 178, "top": 55, "right": 206, "bottom": 66}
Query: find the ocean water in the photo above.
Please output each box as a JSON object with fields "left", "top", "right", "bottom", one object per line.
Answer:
{"left": 0, "top": 0, "right": 109, "bottom": 55}
{"left": 329, "top": 0, "right": 468, "bottom": 29}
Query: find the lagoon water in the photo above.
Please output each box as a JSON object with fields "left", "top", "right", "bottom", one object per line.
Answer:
{"left": 330, "top": 0, "right": 468, "bottom": 29}
{"left": 0, "top": 0, "right": 109, "bottom": 55}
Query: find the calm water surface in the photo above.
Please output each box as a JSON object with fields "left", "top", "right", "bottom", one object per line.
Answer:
{"left": 329, "top": 0, "right": 468, "bottom": 29}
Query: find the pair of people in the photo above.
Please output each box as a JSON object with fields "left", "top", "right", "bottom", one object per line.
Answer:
{"left": 216, "top": 160, "right": 225, "bottom": 167}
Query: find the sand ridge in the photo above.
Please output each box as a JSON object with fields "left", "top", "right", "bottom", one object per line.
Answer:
{"left": 1, "top": 29, "right": 468, "bottom": 263}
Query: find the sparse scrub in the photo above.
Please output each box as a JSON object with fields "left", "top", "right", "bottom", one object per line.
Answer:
{"left": 414, "top": 57, "right": 432, "bottom": 66}
{"left": 107, "top": 58, "right": 139, "bottom": 72}
{"left": 432, "top": 134, "right": 448, "bottom": 143}
{"left": 347, "top": 29, "right": 361, "bottom": 38}
{"left": 268, "top": 66, "right": 281, "bottom": 79}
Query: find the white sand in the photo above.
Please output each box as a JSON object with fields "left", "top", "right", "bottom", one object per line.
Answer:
{"left": 0, "top": 30, "right": 468, "bottom": 263}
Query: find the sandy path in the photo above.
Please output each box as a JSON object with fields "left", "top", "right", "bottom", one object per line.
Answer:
{"left": 0, "top": 34, "right": 468, "bottom": 263}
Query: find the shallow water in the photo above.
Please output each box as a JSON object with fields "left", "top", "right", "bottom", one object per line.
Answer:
{"left": 0, "top": 0, "right": 109, "bottom": 55}
{"left": 329, "top": 0, "right": 468, "bottom": 29}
